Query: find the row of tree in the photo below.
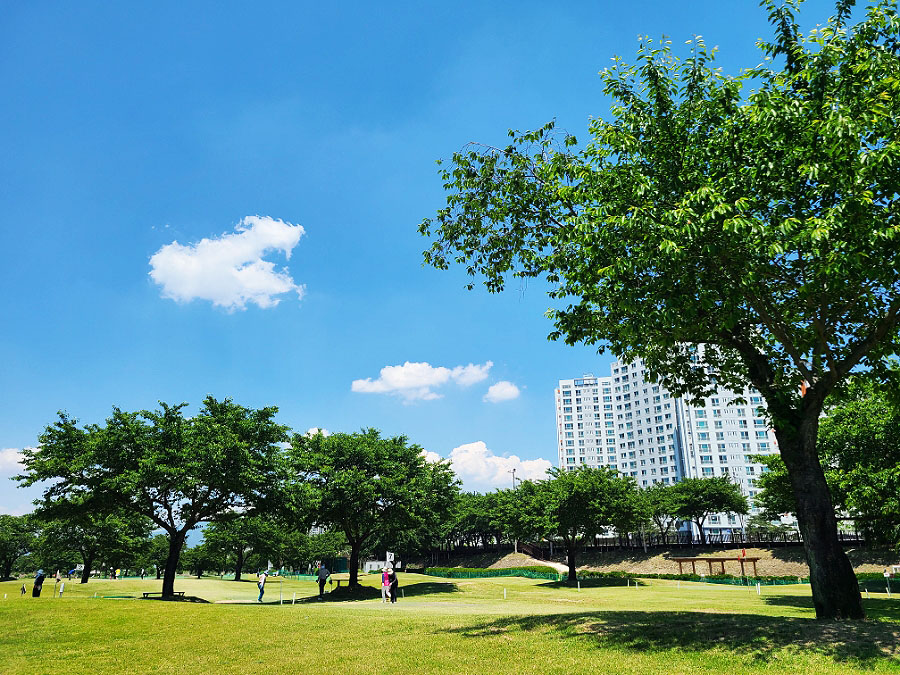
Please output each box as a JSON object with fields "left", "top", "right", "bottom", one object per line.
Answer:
{"left": 9, "top": 378, "right": 900, "bottom": 596}
{"left": 450, "top": 472, "right": 748, "bottom": 581}
{"left": 9, "top": 395, "right": 750, "bottom": 591}
{"left": 0, "top": 512, "right": 350, "bottom": 584}
{"left": 14, "top": 398, "right": 458, "bottom": 594}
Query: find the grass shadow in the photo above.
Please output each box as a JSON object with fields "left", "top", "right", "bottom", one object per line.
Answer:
{"left": 764, "top": 594, "right": 900, "bottom": 622}
{"left": 442, "top": 609, "right": 900, "bottom": 666}
{"left": 296, "top": 580, "right": 461, "bottom": 603}
{"left": 296, "top": 585, "right": 382, "bottom": 603}
{"left": 538, "top": 578, "right": 635, "bottom": 589}
{"left": 399, "top": 581, "right": 461, "bottom": 597}
{"left": 140, "top": 595, "right": 210, "bottom": 603}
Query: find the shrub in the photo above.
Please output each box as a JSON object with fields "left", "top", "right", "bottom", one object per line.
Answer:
{"left": 425, "top": 566, "right": 560, "bottom": 580}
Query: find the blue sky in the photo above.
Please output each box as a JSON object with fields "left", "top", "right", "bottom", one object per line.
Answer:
{"left": 0, "top": 1, "right": 836, "bottom": 514}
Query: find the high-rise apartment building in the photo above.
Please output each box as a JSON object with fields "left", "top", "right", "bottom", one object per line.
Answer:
{"left": 555, "top": 356, "right": 779, "bottom": 536}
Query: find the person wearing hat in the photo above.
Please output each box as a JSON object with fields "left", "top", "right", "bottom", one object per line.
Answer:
{"left": 388, "top": 567, "right": 399, "bottom": 604}
{"left": 381, "top": 567, "right": 392, "bottom": 603}
{"left": 257, "top": 570, "right": 268, "bottom": 603}
{"left": 32, "top": 569, "right": 45, "bottom": 597}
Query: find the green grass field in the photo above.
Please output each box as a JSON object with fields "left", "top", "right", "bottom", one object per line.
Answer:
{"left": 1, "top": 573, "right": 898, "bottom": 674}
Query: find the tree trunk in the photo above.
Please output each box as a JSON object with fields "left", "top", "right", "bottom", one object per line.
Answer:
{"left": 80, "top": 554, "right": 94, "bottom": 584}
{"left": 566, "top": 545, "right": 578, "bottom": 586}
{"left": 234, "top": 547, "right": 244, "bottom": 581}
{"left": 695, "top": 520, "right": 707, "bottom": 545}
{"left": 776, "top": 416, "right": 864, "bottom": 620}
{"left": 162, "top": 531, "right": 186, "bottom": 597}
{"left": 348, "top": 541, "right": 360, "bottom": 587}
{"left": 2, "top": 560, "right": 12, "bottom": 580}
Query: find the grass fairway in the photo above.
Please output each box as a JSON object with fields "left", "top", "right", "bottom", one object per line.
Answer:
{"left": 1, "top": 574, "right": 898, "bottom": 674}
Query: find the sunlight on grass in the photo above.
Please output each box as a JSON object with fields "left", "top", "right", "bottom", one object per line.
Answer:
{"left": 1, "top": 574, "right": 897, "bottom": 674}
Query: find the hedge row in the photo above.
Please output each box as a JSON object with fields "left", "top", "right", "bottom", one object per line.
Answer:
{"left": 424, "top": 566, "right": 560, "bottom": 580}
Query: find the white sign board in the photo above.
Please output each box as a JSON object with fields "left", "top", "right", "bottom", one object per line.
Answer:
{"left": 386, "top": 551, "right": 395, "bottom": 562}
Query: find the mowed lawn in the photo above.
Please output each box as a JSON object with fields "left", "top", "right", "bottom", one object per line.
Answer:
{"left": 1, "top": 574, "right": 898, "bottom": 674}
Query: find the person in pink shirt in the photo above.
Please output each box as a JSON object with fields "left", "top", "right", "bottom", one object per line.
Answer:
{"left": 381, "top": 567, "right": 391, "bottom": 603}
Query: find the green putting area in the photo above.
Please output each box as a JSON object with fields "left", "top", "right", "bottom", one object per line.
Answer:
{"left": 1, "top": 574, "right": 897, "bottom": 674}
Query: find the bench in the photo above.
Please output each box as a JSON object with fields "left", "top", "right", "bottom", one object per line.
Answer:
{"left": 142, "top": 591, "right": 185, "bottom": 599}
{"left": 670, "top": 556, "right": 760, "bottom": 576}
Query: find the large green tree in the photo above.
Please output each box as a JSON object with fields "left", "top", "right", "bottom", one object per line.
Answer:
{"left": 671, "top": 477, "right": 749, "bottom": 545}
{"left": 0, "top": 514, "right": 35, "bottom": 580}
{"left": 514, "top": 466, "right": 642, "bottom": 585}
{"left": 644, "top": 483, "right": 679, "bottom": 538}
{"left": 289, "top": 429, "right": 459, "bottom": 587}
{"left": 18, "top": 397, "right": 289, "bottom": 596}
{"left": 420, "top": 1, "right": 899, "bottom": 619}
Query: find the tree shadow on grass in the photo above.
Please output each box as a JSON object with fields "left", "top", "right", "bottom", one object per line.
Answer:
{"left": 297, "top": 580, "right": 460, "bottom": 603}
{"left": 538, "top": 579, "right": 635, "bottom": 590}
{"left": 400, "top": 581, "right": 461, "bottom": 598}
{"left": 442, "top": 609, "right": 900, "bottom": 667}
{"left": 141, "top": 595, "right": 210, "bottom": 603}
{"left": 763, "top": 594, "right": 900, "bottom": 623}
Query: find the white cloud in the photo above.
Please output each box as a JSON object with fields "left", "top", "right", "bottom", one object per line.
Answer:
{"left": 149, "top": 215, "right": 305, "bottom": 311}
{"left": 420, "top": 449, "right": 443, "bottom": 464}
{"left": 305, "top": 427, "right": 331, "bottom": 437}
{"left": 484, "top": 381, "right": 520, "bottom": 403}
{"left": 439, "top": 441, "right": 551, "bottom": 492}
{"left": 351, "top": 361, "right": 492, "bottom": 402}
{"left": 0, "top": 448, "right": 24, "bottom": 473}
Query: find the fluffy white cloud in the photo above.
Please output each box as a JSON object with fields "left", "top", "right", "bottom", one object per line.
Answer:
{"left": 420, "top": 449, "right": 443, "bottom": 464}
{"left": 305, "top": 427, "right": 331, "bottom": 437}
{"left": 483, "top": 381, "right": 520, "bottom": 403}
{"left": 149, "top": 215, "right": 305, "bottom": 311}
{"left": 0, "top": 448, "right": 24, "bottom": 473}
{"left": 440, "top": 441, "right": 551, "bottom": 492}
{"left": 351, "top": 361, "right": 492, "bottom": 402}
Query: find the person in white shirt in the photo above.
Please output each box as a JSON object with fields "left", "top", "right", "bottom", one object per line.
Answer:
{"left": 257, "top": 571, "right": 268, "bottom": 603}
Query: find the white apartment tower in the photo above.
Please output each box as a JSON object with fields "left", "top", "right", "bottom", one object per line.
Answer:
{"left": 555, "top": 357, "right": 780, "bottom": 536}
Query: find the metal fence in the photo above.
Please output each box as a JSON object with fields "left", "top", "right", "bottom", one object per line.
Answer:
{"left": 431, "top": 531, "right": 865, "bottom": 563}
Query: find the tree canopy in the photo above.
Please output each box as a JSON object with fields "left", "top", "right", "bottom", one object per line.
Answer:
{"left": 18, "top": 396, "right": 289, "bottom": 596}
{"left": 514, "top": 466, "right": 642, "bottom": 585}
{"left": 35, "top": 506, "right": 153, "bottom": 584}
{"left": 644, "top": 483, "right": 680, "bottom": 537}
{"left": 420, "top": 0, "right": 899, "bottom": 619}
{"left": 671, "top": 477, "right": 749, "bottom": 545}
{"left": 0, "top": 515, "right": 35, "bottom": 580}
{"left": 289, "top": 429, "right": 459, "bottom": 587}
